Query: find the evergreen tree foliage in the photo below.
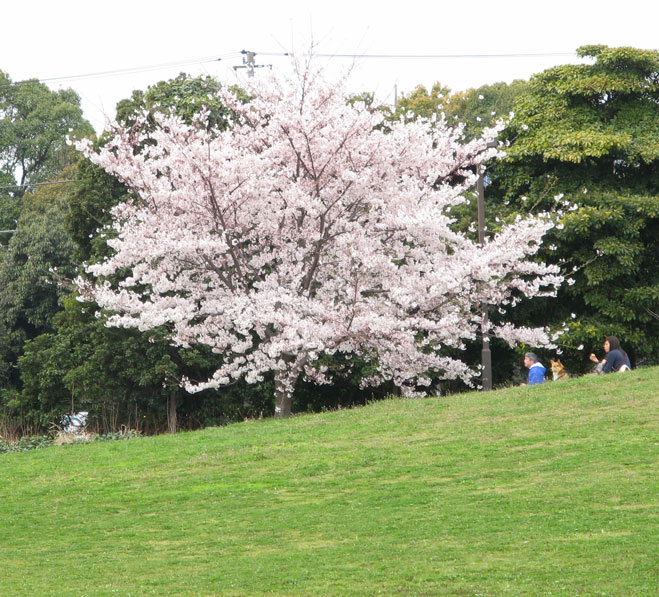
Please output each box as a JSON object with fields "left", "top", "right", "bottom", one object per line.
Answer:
{"left": 490, "top": 45, "right": 659, "bottom": 369}
{"left": 0, "top": 175, "right": 78, "bottom": 391}
{"left": 0, "top": 72, "right": 93, "bottom": 194}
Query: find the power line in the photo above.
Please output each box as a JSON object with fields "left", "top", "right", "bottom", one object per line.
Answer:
{"left": 0, "top": 49, "right": 583, "bottom": 90}
{"left": 2, "top": 52, "right": 241, "bottom": 88}
{"left": 0, "top": 180, "right": 77, "bottom": 190}
{"left": 39, "top": 54, "right": 240, "bottom": 84}
{"left": 257, "top": 51, "right": 579, "bottom": 60}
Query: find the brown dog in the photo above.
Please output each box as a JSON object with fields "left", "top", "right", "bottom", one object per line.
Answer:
{"left": 550, "top": 359, "right": 570, "bottom": 381}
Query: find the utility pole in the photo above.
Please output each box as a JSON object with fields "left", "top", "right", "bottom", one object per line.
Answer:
{"left": 476, "top": 140, "right": 498, "bottom": 391}
{"left": 233, "top": 50, "right": 271, "bottom": 78}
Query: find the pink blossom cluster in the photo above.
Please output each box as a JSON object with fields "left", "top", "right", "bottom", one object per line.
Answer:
{"left": 77, "top": 61, "right": 562, "bottom": 411}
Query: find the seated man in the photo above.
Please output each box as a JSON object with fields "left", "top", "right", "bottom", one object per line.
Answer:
{"left": 523, "top": 352, "right": 546, "bottom": 385}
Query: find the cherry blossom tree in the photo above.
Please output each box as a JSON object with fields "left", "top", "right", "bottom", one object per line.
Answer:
{"left": 77, "top": 60, "right": 562, "bottom": 417}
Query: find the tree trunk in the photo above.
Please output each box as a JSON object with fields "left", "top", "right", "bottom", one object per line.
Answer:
{"left": 274, "top": 369, "right": 298, "bottom": 418}
{"left": 167, "top": 390, "right": 178, "bottom": 433}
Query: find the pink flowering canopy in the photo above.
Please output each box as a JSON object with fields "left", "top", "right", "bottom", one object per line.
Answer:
{"left": 77, "top": 59, "right": 562, "bottom": 416}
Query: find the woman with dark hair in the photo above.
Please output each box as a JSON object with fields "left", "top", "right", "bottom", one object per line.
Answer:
{"left": 589, "top": 336, "right": 632, "bottom": 373}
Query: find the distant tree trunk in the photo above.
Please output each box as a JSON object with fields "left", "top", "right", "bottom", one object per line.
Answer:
{"left": 167, "top": 390, "right": 178, "bottom": 433}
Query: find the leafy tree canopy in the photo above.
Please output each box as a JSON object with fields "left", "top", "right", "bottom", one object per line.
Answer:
{"left": 395, "top": 82, "right": 451, "bottom": 120}
{"left": 491, "top": 45, "right": 659, "bottom": 367}
{"left": 393, "top": 80, "right": 530, "bottom": 141}
{"left": 0, "top": 72, "right": 93, "bottom": 195}
{"left": 0, "top": 173, "right": 78, "bottom": 388}
{"left": 114, "top": 72, "right": 239, "bottom": 133}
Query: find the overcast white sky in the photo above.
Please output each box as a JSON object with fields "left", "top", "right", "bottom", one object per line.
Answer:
{"left": 2, "top": 0, "right": 657, "bottom": 134}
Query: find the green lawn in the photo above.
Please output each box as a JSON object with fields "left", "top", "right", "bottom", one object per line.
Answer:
{"left": 1, "top": 368, "right": 657, "bottom": 596}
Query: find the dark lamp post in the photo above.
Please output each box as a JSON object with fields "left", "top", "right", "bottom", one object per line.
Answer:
{"left": 477, "top": 140, "right": 498, "bottom": 391}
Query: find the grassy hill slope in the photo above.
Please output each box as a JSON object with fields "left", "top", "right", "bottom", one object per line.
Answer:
{"left": 1, "top": 368, "right": 657, "bottom": 596}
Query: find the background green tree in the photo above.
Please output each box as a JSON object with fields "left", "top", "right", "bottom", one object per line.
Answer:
{"left": 0, "top": 72, "right": 93, "bottom": 194}
{"left": 394, "top": 80, "right": 529, "bottom": 141}
{"left": 0, "top": 70, "right": 92, "bottom": 411}
{"left": 489, "top": 45, "right": 659, "bottom": 370}
{"left": 115, "top": 72, "right": 236, "bottom": 132}
{"left": 443, "top": 80, "right": 530, "bottom": 140}
{"left": 16, "top": 296, "right": 276, "bottom": 432}
{"left": 394, "top": 82, "right": 451, "bottom": 119}
{"left": 0, "top": 174, "right": 78, "bottom": 391}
